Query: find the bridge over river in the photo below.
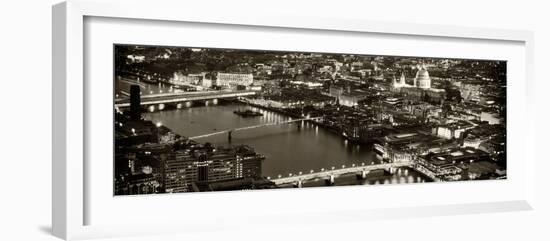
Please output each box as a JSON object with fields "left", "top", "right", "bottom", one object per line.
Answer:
{"left": 188, "top": 117, "right": 323, "bottom": 140}
{"left": 114, "top": 90, "right": 258, "bottom": 108}
{"left": 269, "top": 162, "right": 415, "bottom": 186}
{"left": 184, "top": 117, "right": 428, "bottom": 186}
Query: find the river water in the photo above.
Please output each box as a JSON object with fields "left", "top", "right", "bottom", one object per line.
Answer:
{"left": 143, "top": 102, "right": 429, "bottom": 185}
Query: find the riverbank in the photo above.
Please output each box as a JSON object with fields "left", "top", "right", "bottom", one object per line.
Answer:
{"left": 143, "top": 101, "right": 432, "bottom": 184}
{"left": 236, "top": 99, "right": 438, "bottom": 183}
{"left": 239, "top": 98, "right": 390, "bottom": 145}
{"left": 240, "top": 99, "right": 357, "bottom": 139}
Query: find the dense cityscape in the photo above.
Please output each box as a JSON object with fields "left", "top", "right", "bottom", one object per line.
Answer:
{"left": 113, "top": 45, "right": 507, "bottom": 195}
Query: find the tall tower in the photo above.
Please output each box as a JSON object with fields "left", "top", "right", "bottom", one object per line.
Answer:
{"left": 130, "top": 85, "right": 141, "bottom": 120}
{"left": 400, "top": 72, "right": 406, "bottom": 86}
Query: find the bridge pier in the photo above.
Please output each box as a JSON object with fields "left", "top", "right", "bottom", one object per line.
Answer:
{"left": 294, "top": 180, "right": 303, "bottom": 188}
{"left": 356, "top": 170, "right": 369, "bottom": 180}
{"left": 228, "top": 131, "right": 232, "bottom": 142}
{"left": 325, "top": 175, "right": 335, "bottom": 186}
{"left": 195, "top": 100, "right": 206, "bottom": 106}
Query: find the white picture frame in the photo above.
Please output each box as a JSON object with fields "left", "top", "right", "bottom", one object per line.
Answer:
{"left": 52, "top": 0, "right": 536, "bottom": 240}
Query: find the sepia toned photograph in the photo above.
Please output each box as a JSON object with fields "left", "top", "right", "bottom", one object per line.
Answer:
{"left": 113, "top": 44, "right": 507, "bottom": 195}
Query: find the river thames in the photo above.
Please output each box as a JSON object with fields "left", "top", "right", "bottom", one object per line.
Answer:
{"left": 143, "top": 101, "right": 429, "bottom": 186}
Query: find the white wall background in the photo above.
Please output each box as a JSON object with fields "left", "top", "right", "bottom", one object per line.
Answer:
{"left": 0, "top": 0, "right": 548, "bottom": 240}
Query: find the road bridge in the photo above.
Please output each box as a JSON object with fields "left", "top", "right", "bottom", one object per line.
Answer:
{"left": 269, "top": 162, "right": 414, "bottom": 186}
{"left": 114, "top": 90, "right": 257, "bottom": 108}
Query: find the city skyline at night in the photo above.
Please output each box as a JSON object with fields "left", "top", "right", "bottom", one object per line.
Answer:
{"left": 113, "top": 44, "right": 507, "bottom": 195}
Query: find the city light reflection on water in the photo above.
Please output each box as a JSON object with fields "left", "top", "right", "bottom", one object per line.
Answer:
{"left": 144, "top": 102, "right": 429, "bottom": 185}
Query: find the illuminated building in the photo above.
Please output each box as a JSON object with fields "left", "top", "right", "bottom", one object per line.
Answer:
{"left": 376, "top": 131, "right": 438, "bottom": 160}
{"left": 417, "top": 147, "right": 490, "bottom": 180}
{"left": 200, "top": 78, "right": 212, "bottom": 88}
{"left": 479, "top": 136, "right": 506, "bottom": 157}
{"left": 415, "top": 65, "right": 431, "bottom": 89}
{"left": 215, "top": 73, "right": 254, "bottom": 87}
{"left": 480, "top": 111, "right": 502, "bottom": 124}
{"left": 387, "top": 147, "right": 416, "bottom": 163}
{"left": 328, "top": 85, "right": 366, "bottom": 107}
{"left": 391, "top": 67, "right": 445, "bottom": 104}
{"left": 436, "top": 121, "right": 475, "bottom": 140}
{"left": 462, "top": 135, "right": 485, "bottom": 149}
{"left": 392, "top": 66, "right": 432, "bottom": 90}
{"left": 163, "top": 145, "right": 264, "bottom": 193}
{"left": 171, "top": 72, "right": 203, "bottom": 85}
{"left": 457, "top": 80, "right": 482, "bottom": 102}
{"left": 115, "top": 173, "right": 160, "bottom": 195}
{"left": 338, "top": 93, "right": 365, "bottom": 107}
{"left": 392, "top": 72, "right": 410, "bottom": 88}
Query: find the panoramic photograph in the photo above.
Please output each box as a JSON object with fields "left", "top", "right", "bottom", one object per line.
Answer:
{"left": 113, "top": 44, "right": 507, "bottom": 195}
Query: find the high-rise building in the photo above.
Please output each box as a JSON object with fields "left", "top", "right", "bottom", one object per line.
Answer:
{"left": 162, "top": 145, "right": 264, "bottom": 193}
{"left": 130, "top": 85, "right": 141, "bottom": 120}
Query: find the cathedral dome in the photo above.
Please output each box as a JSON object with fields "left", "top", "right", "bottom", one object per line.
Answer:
{"left": 416, "top": 69, "right": 429, "bottom": 79}
{"left": 415, "top": 66, "right": 431, "bottom": 89}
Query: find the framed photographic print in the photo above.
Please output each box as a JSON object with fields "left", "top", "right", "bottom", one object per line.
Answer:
{"left": 52, "top": 0, "right": 536, "bottom": 240}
